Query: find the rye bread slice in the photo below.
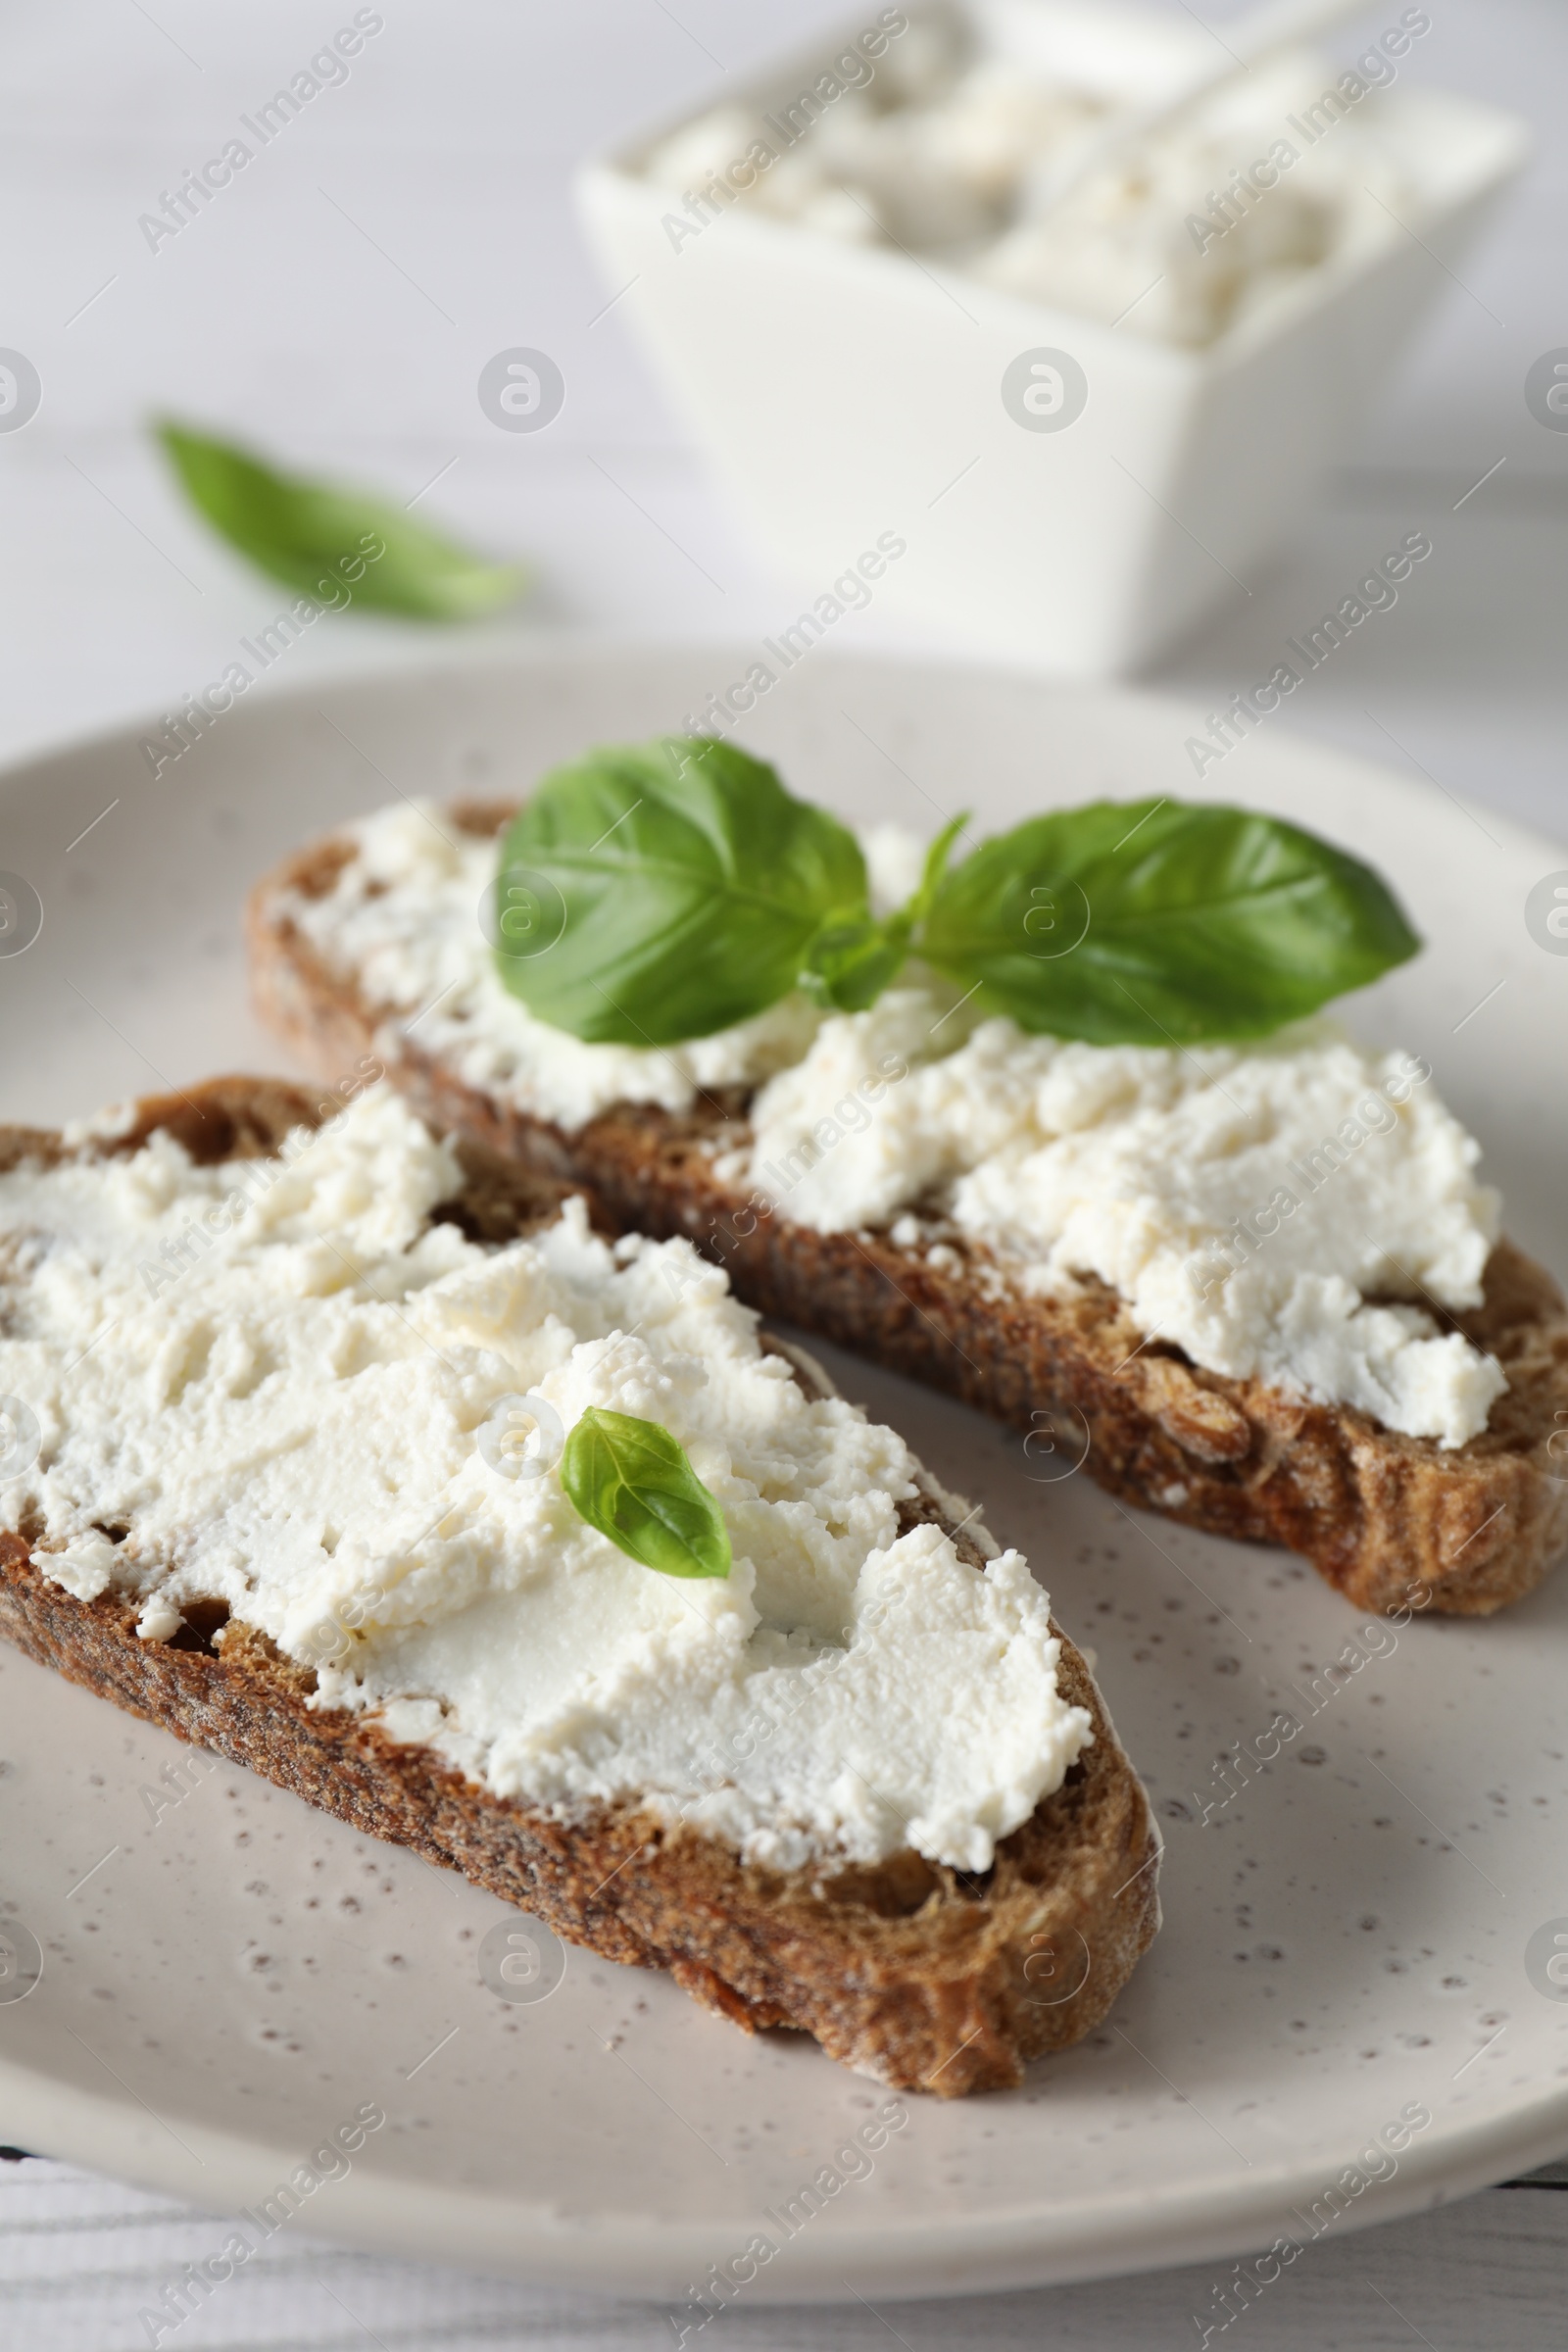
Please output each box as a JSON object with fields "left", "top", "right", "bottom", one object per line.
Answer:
{"left": 0, "top": 1076, "right": 1158, "bottom": 2097}
{"left": 246, "top": 810, "right": 1568, "bottom": 1621}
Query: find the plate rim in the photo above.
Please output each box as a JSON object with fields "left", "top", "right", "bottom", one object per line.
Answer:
{"left": 2, "top": 2034, "right": 1567, "bottom": 2302}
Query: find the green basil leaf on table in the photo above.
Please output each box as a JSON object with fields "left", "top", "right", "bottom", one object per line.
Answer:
{"left": 156, "top": 420, "right": 527, "bottom": 620}
{"left": 561, "top": 1407, "right": 731, "bottom": 1581}
{"left": 495, "top": 737, "right": 869, "bottom": 1045}
{"left": 919, "top": 799, "right": 1420, "bottom": 1045}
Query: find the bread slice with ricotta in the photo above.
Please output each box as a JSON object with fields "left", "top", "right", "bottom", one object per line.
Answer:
{"left": 0, "top": 1075, "right": 1158, "bottom": 2097}
{"left": 246, "top": 805, "right": 1568, "bottom": 1619}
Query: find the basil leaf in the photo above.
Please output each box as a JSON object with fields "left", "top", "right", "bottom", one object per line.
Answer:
{"left": 156, "top": 420, "right": 527, "bottom": 620}
{"left": 495, "top": 737, "right": 867, "bottom": 1045}
{"left": 801, "top": 915, "right": 907, "bottom": 1012}
{"left": 561, "top": 1407, "right": 731, "bottom": 1580}
{"left": 920, "top": 800, "right": 1420, "bottom": 1045}
{"left": 905, "top": 811, "right": 970, "bottom": 932}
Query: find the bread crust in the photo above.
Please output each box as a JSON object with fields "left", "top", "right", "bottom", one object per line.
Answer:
{"left": 0, "top": 1078, "right": 1158, "bottom": 2096}
{"left": 246, "top": 818, "right": 1568, "bottom": 1620}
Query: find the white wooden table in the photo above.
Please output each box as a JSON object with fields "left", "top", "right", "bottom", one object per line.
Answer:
{"left": 3, "top": 1, "right": 1566, "bottom": 2339}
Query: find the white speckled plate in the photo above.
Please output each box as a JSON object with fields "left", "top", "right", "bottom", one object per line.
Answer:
{"left": 2, "top": 643, "right": 1567, "bottom": 2302}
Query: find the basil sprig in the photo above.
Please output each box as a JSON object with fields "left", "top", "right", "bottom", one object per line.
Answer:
{"left": 494, "top": 739, "right": 1419, "bottom": 1048}
{"left": 157, "top": 421, "right": 527, "bottom": 620}
{"left": 561, "top": 1407, "right": 731, "bottom": 1580}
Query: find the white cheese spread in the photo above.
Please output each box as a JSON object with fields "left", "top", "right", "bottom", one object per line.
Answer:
{"left": 642, "top": 31, "right": 1420, "bottom": 348}
{"left": 0, "top": 1086, "right": 1089, "bottom": 1873}
{"left": 748, "top": 1001, "right": 1505, "bottom": 1450}
{"left": 283, "top": 805, "right": 1506, "bottom": 1449}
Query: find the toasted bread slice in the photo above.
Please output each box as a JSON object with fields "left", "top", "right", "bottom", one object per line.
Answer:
{"left": 0, "top": 1078, "right": 1158, "bottom": 2097}
{"left": 247, "top": 812, "right": 1568, "bottom": 1619}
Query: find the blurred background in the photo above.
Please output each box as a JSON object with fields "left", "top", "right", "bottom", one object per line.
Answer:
{"left": 2, "top": 0, "right": 1564, "bottom": 832}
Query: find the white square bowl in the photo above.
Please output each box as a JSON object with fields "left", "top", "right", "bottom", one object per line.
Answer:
{"left": 576, "top": 0, "right": 1527, "bottom": 677}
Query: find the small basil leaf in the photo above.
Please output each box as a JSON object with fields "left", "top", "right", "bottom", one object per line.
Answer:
{"left": 920, "top": 800, "right": 1420, "bottom": 1045}
{"left": 801, "top": 915, "right": 908, "bottom": 1012}
{"left": 561, "top": 1406, "right": 731, "bottom": 1580}
{"left": 799, "top": 810, "right": 971, "bottom": 1011}
{"left": 905, "top": 810, "right": 970, "bottom": 931}
{"left": 495, "top": 736, "right": 868, "bottom": 1045}
{"left": 156, "top": 420, "right": 527, "bottom": 620}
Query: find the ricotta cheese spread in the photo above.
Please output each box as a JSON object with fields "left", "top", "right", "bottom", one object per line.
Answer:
{"left": 0, "top": 1086, "right": 1089, "bottom": 1873}
{"left": 641, "top": 29, "right": 1419, "bottom": 348}
{"left": 749, "top": 1004, "right": 1505, "bottom": 1450}
{"left": 284, "top": 804, "right": 1507, "bottom": 1449}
